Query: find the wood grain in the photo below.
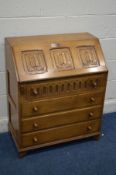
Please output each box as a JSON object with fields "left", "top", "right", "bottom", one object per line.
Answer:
{"left": 5, "top": 33, "right": 108, "bottom": 156}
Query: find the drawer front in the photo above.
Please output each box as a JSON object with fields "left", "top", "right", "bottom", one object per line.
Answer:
{"left": 21, "top": 73, "right": 107, "bottom": 101}
{"left": 22, "top": 119, "right": 101, "bottom": 147}
{"left": 22, "top": 91, "right": 104, "bottom": 117}
{"left": 21, "top": 106, "right": 102, "bottom": 133}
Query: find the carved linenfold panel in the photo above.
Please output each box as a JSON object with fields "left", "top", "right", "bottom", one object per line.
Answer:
{"left": 50, "top": 48, "right": 74, "bottom": 71}
{"left": 77, "top": 46, "right": 99, "bottom": 67}
{"left": 22, "top": 50, "right": 47, "bottom": 74}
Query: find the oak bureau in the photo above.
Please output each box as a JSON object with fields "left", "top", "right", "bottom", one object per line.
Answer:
{"left": 5, "top": 33, "right": 108, "bottom": 157}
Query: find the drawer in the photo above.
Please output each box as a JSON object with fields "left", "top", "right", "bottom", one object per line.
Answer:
{"left": 22, "top": 91, "right": 104, "bottom": 117}
{"left": 21, "top": 73, "right": 107, "bottom": 101}
{"left": 21, "top": 119, "right": 101, "bottom": 147}
{"left": 21, "top": 106, "right": 102, "bottom": 133}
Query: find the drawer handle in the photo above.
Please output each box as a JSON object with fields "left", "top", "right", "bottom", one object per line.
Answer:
{"left": 90, "top": 97, "right": 95, "bottom": 102}
{"left": 92, "top": 82, "right": 97, "bottom": 88}
{"left": 89, "top": 112, "right": 94, "bottom": 118}
{"left": 33, "top": 106, "right": 38, "bottom": 112}
{"left": 33, "top": 122, "right": 38, "bottom": 128}
{"left": 32, "top": 89, "right": 38, "bottom": 95}
{"left": 33, "top": 137, "right": 38, "bottom": 143}
{"left": 87, "top": 126, "right": 92, "bottom": 131}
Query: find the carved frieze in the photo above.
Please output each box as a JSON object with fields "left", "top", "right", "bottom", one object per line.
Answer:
{"left": 24, "top": 76, "right": 102, "bottom": 100}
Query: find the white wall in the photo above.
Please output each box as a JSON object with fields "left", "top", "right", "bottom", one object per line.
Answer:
{"left": 0, "top": 0, "right": 116, "bottom": 132}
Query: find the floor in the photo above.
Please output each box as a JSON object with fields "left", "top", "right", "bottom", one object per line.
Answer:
{"left": 0, "top": 112, "right": 116, "bottom": 175}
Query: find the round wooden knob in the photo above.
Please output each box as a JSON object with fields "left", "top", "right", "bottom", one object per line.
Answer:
{"left": 33, "top": 106, "right": 38, "bottom": 112}
{"left": 87, "top": 126, "right": 92, "bottom": 131}
{"left": 89, "top": 112, "right": 94, "bottom": 118}
{"left": 32, "top": 89, "right": 38, "bottom": 95}
{"left": 90, "top": 97, "right": 95, "bottom": 102}
{"left": 92, "top": 82, "right": 97, "bottom": 88}
{"left": 33, "top": 122, "right": 38, "bottom": 128}
{"left": 33, "top": 137, "right": 38, "bottom": 143}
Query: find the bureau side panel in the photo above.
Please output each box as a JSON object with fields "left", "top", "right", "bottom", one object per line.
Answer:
{"left": 5, "top": 39, "right": 21, "bottom": 145}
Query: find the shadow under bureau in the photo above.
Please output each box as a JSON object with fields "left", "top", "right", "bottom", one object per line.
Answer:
{"left": 5, "top": 33, "right": 108, "bottom": 157}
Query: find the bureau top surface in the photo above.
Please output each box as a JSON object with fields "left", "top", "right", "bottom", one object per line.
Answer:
{"left": 6, "top": 33, "right": 108, "bottom": 82}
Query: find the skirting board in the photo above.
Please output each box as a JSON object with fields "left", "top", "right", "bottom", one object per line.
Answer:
{"left": 0, "top": 99, "right": 116, "bottom": 133}
{"left": 0, "top": 118, "right": 8, "bottom": 133}
{"left": 103, "top": 99, "right": 116, "bottom": 113}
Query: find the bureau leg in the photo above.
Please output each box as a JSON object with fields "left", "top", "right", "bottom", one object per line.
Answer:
{"left": 94, "top": 134, "right": 100, "bottom": 140}
{"left": 19, "top": 151, "right": 27, "bottom": 158}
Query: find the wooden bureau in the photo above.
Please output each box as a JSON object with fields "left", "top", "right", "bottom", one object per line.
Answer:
{"left": 5, "top": 33, "right": 108, "bottom": 157}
